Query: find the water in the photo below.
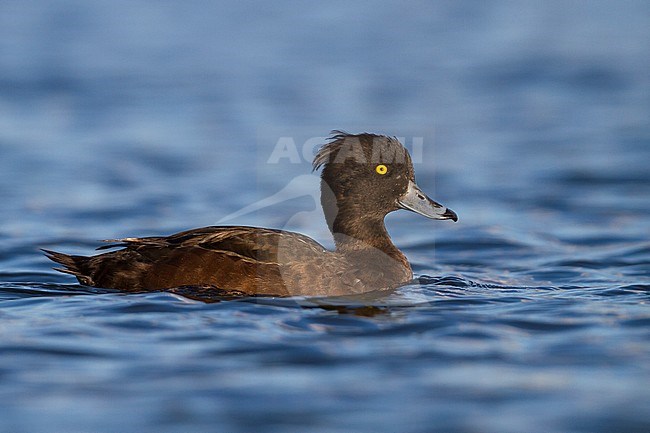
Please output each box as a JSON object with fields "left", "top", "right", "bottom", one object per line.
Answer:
{"left": 1, "top": 1, "right": 649, "bottom": 432}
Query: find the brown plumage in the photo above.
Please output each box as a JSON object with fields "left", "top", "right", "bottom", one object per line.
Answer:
{"left": 44, "top": 131, "right": 457, "bottom": 297}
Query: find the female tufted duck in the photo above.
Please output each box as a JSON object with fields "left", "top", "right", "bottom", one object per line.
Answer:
{"left": 44, "top": 132, "right": 457, "bottom": 297}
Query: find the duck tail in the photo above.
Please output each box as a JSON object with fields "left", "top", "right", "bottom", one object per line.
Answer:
{"left": 41, "top": 249, "right": 95, "bottom": 286}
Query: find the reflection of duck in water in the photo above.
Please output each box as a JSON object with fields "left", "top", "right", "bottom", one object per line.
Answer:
{"left": 44, "top": 132, "right": 457, "bottom": 297}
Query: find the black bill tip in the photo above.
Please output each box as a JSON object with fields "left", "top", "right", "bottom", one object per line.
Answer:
{"left": 443, "top": 208, "right": 458, "bottom": 222}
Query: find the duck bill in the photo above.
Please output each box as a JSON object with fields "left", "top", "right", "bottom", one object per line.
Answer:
{"left": 397, "top": 180, "right": 458, "bottom": 222}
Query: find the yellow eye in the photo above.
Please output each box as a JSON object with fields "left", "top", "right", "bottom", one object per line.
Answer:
{"left": 375, "top": 164, "right": 388, "bottom": 175}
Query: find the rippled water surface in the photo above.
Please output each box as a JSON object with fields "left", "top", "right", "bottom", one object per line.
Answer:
{"left": 1, "top": 1, "right": 649, "bottom": 432}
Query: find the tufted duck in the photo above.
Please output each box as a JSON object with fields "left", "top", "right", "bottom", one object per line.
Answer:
{"left": 44, "top": 132, "right": 457, "bottom": 297}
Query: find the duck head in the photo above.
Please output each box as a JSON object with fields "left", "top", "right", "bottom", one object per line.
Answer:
{"left": 313, "top": 131, "right": 457, "bottom": 241}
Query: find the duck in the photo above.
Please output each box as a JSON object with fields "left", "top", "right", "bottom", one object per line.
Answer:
{"left": 44, "top": 131, "right": 457, "bottom": 297}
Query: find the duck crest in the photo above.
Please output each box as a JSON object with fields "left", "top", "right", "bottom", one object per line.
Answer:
{"left": 313, "top": 130, "right": 410, "bottom": 171}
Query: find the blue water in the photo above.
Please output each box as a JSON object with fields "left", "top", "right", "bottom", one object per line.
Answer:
{"left": 1, "top": 1, "right": 649, "bottom": 432}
